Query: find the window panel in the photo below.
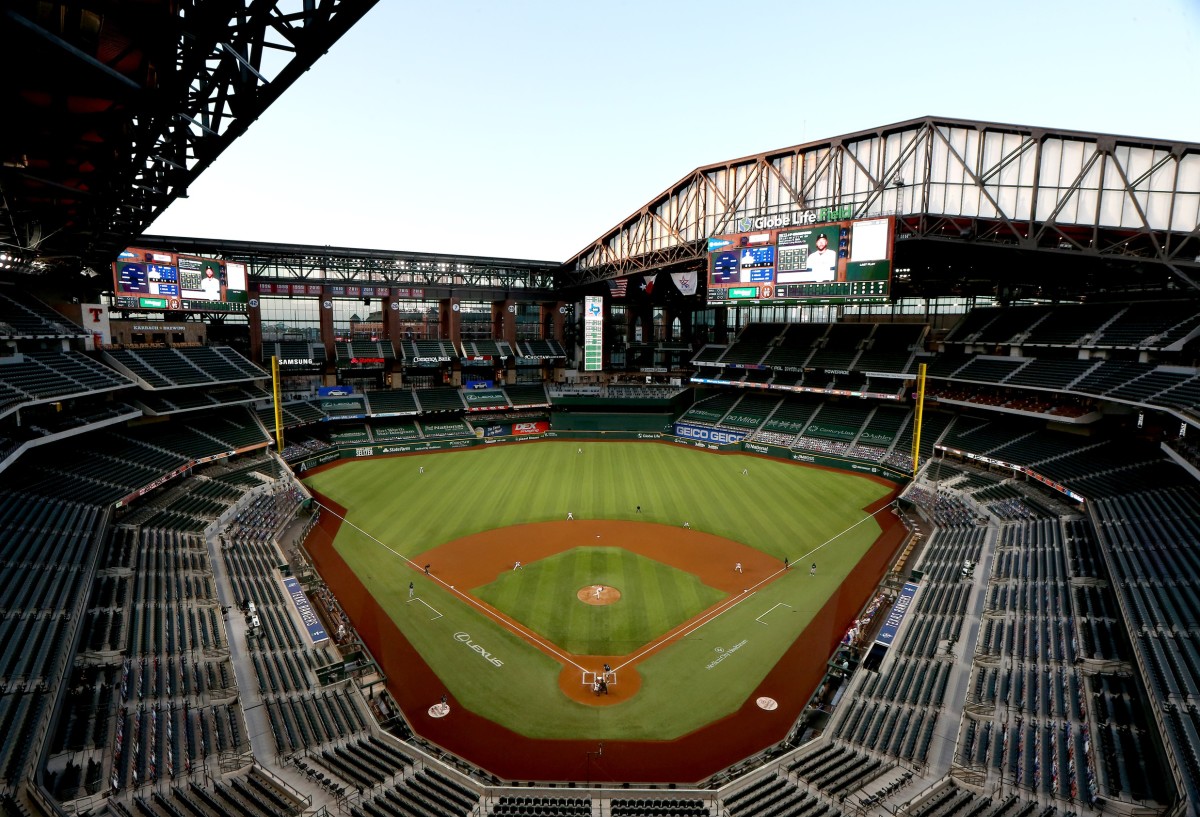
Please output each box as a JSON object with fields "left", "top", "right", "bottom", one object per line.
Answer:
{"left": 1015, "top": 187, "right": 1034, "bottom": 221}
{"left": 1121, "top": 146, "right": 1154, "bottom": 184}
{"left": 1144, "top": 191, "right": 1172, "bottom": 229}
{"left": 1039, "top": 188, "right": 1073, "bottom": 224}
{"left": 1075, "top": 189, "right": 1098, "bottom": 226}
{"left": 1148, "top": 152, "right": 1175, "bottom": 191}
{"left": 1098, "top": 189, "right": 1126, "bottom": 226}
{"left": 997, "top": 186, "right": 1018, "bottom": 220}
{"left": 1178, "top": 154, "right": 1200, "bottom": 191}
{"left": 1041, "top": 139, "right": 1064, "bottom": 186}
{"left": 1172, "top": 193, "right": 1200, "bottom": 233}
{"left": 260, "top": 296, "right": 320, "bottom": 342}
{"left": 959, "top": 128, "right": 980, "bottom": 176}
{"left": 928, "top": 181, "right": 947, "bottom": 216}
{"left": 960, "top": 186, "right": 980, "bottom": 218}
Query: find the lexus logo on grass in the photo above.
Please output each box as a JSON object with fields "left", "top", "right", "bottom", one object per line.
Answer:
{"left": 454, "top": 632, "right": 504, "bottom": 667}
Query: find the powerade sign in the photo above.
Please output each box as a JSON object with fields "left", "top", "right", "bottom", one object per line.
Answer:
{"left": 874, "top": 581, "right": 919, "bottom": 647}
{"left": 673, "top": 423, "right": 748, "bottom": 445}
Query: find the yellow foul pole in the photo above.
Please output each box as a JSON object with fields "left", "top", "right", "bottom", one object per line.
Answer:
{"left": 272, "top": 356, "right": 284, "bottom": 452}
{"left": 911, "top": 362, "right": 927, "bottom": 474}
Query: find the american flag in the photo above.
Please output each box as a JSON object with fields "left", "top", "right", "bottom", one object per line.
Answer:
{"left": 607, "top": 278, "right": 628, "bottom": 297}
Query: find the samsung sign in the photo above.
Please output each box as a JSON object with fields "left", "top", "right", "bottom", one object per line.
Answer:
{"left": 674, "top": 423, "right": 748, "bottom": 445}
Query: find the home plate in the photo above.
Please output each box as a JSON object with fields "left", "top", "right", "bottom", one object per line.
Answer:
{"left": 756, "top": 697, "right": 779, "bottom": 711}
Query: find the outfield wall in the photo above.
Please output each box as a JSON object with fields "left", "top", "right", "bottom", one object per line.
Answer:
{"left": 289, "top": 431, "right": 909, "bottom": 484}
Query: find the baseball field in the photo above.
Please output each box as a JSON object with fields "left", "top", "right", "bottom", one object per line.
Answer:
{"left": 300, "top": 440, "right": 903, "bottom": 781}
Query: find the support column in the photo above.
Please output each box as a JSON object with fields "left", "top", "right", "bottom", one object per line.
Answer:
{"left": 383, "top": 290, "right": 402, "bottom": 387}
{"left": 439, "top": 297, "right": 461, "bottom": 344}
{"left": 542, "top": 301, "right": 567, "bottom": 343}
{"left": 319, "top": 292, "right": 335, "bottom": 362}
{"left": 248, "top": 289, "right": 263, "bottom": 363}
{"left": 319, "top": 291, "right": 336, "bottom": 386}
{"left": 492, "top": 298, "right": 517, "bottom": 345}
{"left": 713, "top": 305, "right": 730, "bottom": 345}
{"left": 383, "top": 291, "right": 401, "bottom": 348}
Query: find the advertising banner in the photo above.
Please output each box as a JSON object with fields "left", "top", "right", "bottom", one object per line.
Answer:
{"left": 282, "top": 577, "right": 329, "bottom": 645}
{"left": 874, "top": 581, "right": 920, "bottom": 647}
{"left": 672, "top": 423, "right": 748, "bottom": 445}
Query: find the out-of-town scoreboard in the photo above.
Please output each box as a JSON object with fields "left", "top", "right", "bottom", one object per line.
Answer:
{"left": 583, "top": 295, "right": 603, "bottom": 371}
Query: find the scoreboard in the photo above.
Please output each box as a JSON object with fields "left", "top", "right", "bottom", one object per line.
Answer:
{"left": 707, "top": 216, "right": 894, "bottom": 306}
{"left": 113, "top": 247, "right": 249, "bottom": 312}
{"left": 583, "top": 296, "right": 603, "bottom": 372}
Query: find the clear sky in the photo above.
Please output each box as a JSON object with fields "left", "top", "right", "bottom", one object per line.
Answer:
{"left": 146, "top": 0, "right": 1200, "bottom": 263}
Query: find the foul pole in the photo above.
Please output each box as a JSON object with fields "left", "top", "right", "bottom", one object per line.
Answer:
{"left": 911, "top": 362, "right": 927, "bottom": 473}
{"left": 272, "top": 356, "right": 284, "bottom": 452}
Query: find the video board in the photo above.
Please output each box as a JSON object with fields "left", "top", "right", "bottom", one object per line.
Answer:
{"left": 707, "top": 216, "right": 894, "bottom": 305}
{"left": 113, "top": 247, "right": 249, "bottom": 312}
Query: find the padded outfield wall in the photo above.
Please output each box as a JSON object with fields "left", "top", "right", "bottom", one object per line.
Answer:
{"left": 291, "top": 427, "right": 910, "bottom": 484}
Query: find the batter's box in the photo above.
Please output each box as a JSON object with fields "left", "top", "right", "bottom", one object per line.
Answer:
{"left": 581, "top": 670, "right": 618, "bottom": 687}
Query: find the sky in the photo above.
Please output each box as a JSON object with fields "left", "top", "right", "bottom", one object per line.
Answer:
{"left": 145, "top": 0, "right": 1200, "bottom": 263}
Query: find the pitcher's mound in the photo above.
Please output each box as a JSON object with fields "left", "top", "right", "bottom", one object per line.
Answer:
{"left": 578, "top": 585, "right": 621, "bottom": 606}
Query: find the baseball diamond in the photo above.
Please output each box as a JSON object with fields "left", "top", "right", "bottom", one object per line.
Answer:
{"left": 300, "top": 440, "right": 902, "bottom": 779}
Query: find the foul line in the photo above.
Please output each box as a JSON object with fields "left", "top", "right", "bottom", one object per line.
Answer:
{"left": 612, "top": 501, "right": 898, "bottom": 673}
{"left": 313, "top": 501, "right": 588, "bottom": 672}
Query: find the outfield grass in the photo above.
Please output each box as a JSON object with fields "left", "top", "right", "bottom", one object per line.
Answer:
{"left": 475, "top": 547, "right": 727, "bottom": 655}
{"left": 304, "top": 441, "right": 892, "bottom": 740}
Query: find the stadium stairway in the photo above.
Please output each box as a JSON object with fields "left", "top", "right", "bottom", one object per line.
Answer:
{"left": 188, "top": 471, "right": 472, "bottom": 817}
{"left": 773, "top": 472, "right": 1013, "bottom": 807}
